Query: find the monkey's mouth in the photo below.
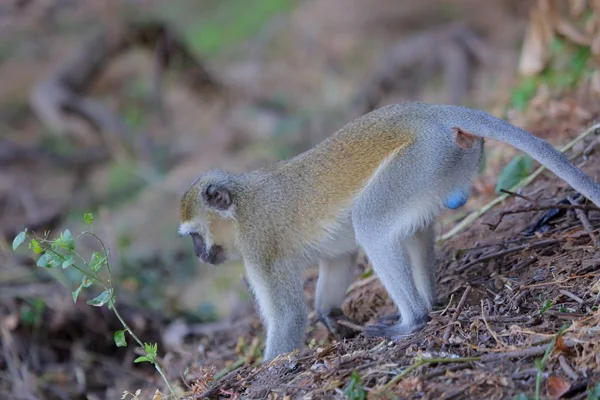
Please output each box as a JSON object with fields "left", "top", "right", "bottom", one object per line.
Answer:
{"left": 198, "top": 245, "right": 225, "bottom": 265}
{"left": 190, "top": 233, "right": 225, "bottom": 265}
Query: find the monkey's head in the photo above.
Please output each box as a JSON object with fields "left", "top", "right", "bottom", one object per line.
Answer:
{"left": 178, "top": 170, "right": 240, "bottom": 265}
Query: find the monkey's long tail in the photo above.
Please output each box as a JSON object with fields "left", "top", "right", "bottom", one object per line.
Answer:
{"left": 443, "top": 104, "right": 600, "bottom": 208}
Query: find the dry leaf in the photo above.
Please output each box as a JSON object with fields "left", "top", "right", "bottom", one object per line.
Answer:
{"left": 546, "top": 375, "right": 571, "bottom": 399}
{"left": 152, "top": 390, "right": 163, "bottom": 400}
{"left": 555, "top": 336, "right": 570, "bottom": 353}
{"left": 518, "top": 2, "right": 555, "bottom": 76}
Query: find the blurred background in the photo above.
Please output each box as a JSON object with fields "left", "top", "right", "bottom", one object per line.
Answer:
{"left": 2, "top": 0, "right": 600, "bottom": 398}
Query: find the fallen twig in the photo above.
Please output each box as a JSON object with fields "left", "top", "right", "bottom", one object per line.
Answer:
{"left": 479, "top": 337, "right": 578, "bottom": 362}
{"left": 558, "top": 355, "right": 579, "bottom": 380}
{"left": 558, "top": 289, "right": 584, "bottom": 304}
{"left": 484, "top": 204, "right": 600, "bottom": 232}
{"left": 522, "top": 273, "right": 600, "bottom": 289}
{"left": 567, "top": 196, "right": 599, "bottom": 245}
{"left": 480, "top": 300, "right": 509, "bottom": 348}
{"left": 499, "top": 189, "right": 536, "bottom": 203}
{"left": 442, "top": 285, "right": 471, "bottom": 343}
{"left": 457, "top": 238, "right": 562, "bottom": 272}
{"left": 377, "top": 356, "right": 481, "bottom": 394}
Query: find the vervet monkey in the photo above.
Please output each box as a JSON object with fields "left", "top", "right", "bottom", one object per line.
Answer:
{"left": 179, "top": 102, "right": 600, "bottom": 361}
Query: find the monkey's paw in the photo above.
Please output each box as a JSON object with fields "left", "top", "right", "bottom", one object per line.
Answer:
{"left": 362, "top": 314, "right": 429, "bottom": 339}
{"left": 319, "top": 308, "right": 360, "bottom": 340}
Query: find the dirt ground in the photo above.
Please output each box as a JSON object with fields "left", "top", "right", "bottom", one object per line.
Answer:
{"left": 1, "top": 0, "right": 600, "bottom": 399}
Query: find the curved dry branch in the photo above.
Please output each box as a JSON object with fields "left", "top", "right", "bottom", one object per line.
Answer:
{"left": 30, "top": 18, "right": 223, "bottom": 142}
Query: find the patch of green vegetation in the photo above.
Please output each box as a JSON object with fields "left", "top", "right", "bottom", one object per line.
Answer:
{"left": 161, "top": 0, "right": 296, "bottom": 57}
{"left": 12, "top": 216, "right": 179, "bottom": 396}
{"left": 343, "top": 371, "right": 367, "bottom": 400}
{"left": 19, "top": 298, "right": 45, "bottom": 328}
{"left": 537, "top": 294, "right": 554, "bottom": 315}
{"left": 511, "top": 76, "right": 539, "bottom": 112}
{"left": 510, "top": 36, "right": 593, "bottom": 112}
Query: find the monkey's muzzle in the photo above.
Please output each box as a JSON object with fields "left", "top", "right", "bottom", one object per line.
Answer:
{"left": 190, "top": 232, "right": 225, "bottom": 265}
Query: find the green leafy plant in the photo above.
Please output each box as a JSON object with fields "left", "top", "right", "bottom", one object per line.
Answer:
{"left": 12, "top": 214, "right": 178, "bottom": 398}
{"left": 343, "top": 370, "right": 367, "bottom": 400}
{"left": 495, "top": 155, "right": 534, "bottom": 194}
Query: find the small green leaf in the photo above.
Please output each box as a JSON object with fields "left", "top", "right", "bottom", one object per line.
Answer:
{"left": 84, "top": 213, "right": 93, "bottom": 225}
{"left": 72, "top": 283, "right": 83, "bottom": 303}
{"left": 61, "top": 230, "right": 74, "bottom": 251}
{"left": 89, "top": 252, "right": 106, "bottom": 272}
{"left": 81, "top": 276, "right": 94, "bottom": 288}
{"left": 12, "top": 230, "right": 27, "bottom": 251}
{"left": 144, "top": 342, "right": 158, "bottom": 358}
{"left": 134, "top": 356, "right": 150, "bottom": 363}
{"left": 44, "top": 252, "right": 61, "bottom": 268}
{"left": 62, "top": 255, "right": 74, "bottom": 269}
{"left": 30, "top": 239, "right": 43, "bottom": 254}
{"left": 86, "top": 289, "right": 112, "bottom": 307}
{"left": 588, "top": 381, "right": 600, "bottom": 400}
{"left": 534, "top": 358, "right": 544, "bottom": 370}
{"left": 36, "top": 253, "right": 50, "bottom": 268}
{"left": 512, "top": 394, "right": 530, "bottom": 400}
{"left": 343, "top": 370, "right": 366, "bottom": 400}
{"left": 114, "top": 330, "right": 127, "bottom": 347}
{"left": 539, "top": 299, "right": 553, "bottom": 315}
{"left": 495, "top": 155, "right": 534, "bottom": 194}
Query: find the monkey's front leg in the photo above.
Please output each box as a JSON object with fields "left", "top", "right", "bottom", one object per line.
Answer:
{"left": 315, "top": 252, "right": 361, "bottom": 339}
{"left": 246, "top": 263, "right": 308, "bottom": 361}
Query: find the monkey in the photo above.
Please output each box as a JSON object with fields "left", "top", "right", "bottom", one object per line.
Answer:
{"left": 178, "top": 102, "right": 600, "bottom": 361}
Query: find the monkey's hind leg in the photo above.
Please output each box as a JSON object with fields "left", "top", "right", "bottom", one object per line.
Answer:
{"left": 353, "top": 225, "right": 431, "bottom": 339}
{"left": 315, "top": 252, "right": 360, "bottom": 339}
{"left": 406, "top": 223, "right": 437, "bottom": 309}
{"left": 370, "top": 223, "right": 437, "bottom": 327}
{"left": 246, "top": 263, "right": 308, "bottom": 361}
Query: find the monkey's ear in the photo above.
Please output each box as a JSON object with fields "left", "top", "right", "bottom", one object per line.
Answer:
{"left": 203, "top": 184, "right": 232, "bottom": 210}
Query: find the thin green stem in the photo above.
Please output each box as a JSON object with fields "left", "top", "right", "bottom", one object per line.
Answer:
{"left": 78, "top": 232, "right": 112, "bottom": 273}
{"left": 111, "top": 301, "right": 179, "bottom": 398}
{"left": 534, "top": 323, "right": 570, "bottom": 400}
